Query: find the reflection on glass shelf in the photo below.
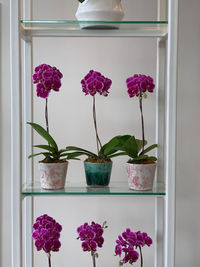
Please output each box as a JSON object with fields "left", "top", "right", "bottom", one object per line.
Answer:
{"left": 22, "top": 181, "right": 165, "bottom": 196}
{"left": 20, "top": 20, "right": 168, "bottom": 38}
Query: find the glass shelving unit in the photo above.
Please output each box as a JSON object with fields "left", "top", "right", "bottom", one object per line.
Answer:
{"left": 20, "top": 20, "right": 168, "bottom": 38}
{"left": 22, "top": 181, "right": 165, "bottom": 196}
{"left": 10, "top": 0, "right": 178, "bottom": 266}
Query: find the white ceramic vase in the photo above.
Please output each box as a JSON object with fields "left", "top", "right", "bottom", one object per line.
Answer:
{"left": 126, "top": 162, "right": 156, "bottom": 191}
{"left": 76, "top": 0, "right": 124, "bottom": 22}
{"left": 39, "top": 162, "right": 68, "bottom": 190}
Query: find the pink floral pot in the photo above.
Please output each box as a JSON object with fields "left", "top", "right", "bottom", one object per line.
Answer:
{"left": 126, "top": 162, "right": 156, "bottom": 191}
{"left": 39, "top": 162, "right": 68, "bottom": 190}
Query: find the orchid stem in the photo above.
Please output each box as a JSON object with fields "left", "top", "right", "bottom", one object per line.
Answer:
{"left": 139, "top": 94, "right": 145, "bottom": 154}
{"left": 45, "top": 98, "right": 49, "bottom": 134}
{"left": 47, "top": 253, "right": 51, "bottom": 267}
{"left": 139, "top": 246, "right": 143, "bottom": 267}
{"left": 91, "top": 252, "right": 96, "bottom": 267}
{"left": 93, "top": 96, "right": 102, "bottom": 155}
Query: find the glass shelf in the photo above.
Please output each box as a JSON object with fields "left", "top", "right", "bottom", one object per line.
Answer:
{"left": 22, "top": 181, "right": 165, "bottom": 196}
{"left": 20, "top": 20, "right": 168, "bottom": 38}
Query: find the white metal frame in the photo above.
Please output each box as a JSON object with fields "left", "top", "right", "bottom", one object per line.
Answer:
{"left": 22, "top": 0, "right": 33, "bottom": 266}
{"left": 10, "top": 0, "right": 178, "bottom": 266}
{"left": 10, "top": 0, "right": 21, "bottom": 265}
{"left": 165, "top": 0, "right": 178, "bottom": 266}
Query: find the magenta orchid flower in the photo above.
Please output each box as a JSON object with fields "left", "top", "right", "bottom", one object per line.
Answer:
{"left": 32, "top": 214, "right": 62, "bottom": 267}
{"left": 33, "top": 64, "right": 63, "bottom": 99}
{"left": 77, "top": 221, "right": 107, "bottom": 267}
{"left": 115, "top": 228, "right": 153, "bottom": 266}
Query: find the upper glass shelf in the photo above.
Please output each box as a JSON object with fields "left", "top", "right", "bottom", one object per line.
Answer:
{"left": 22, "top": 181, "right": 165, "bottom": 196}
{"left": 20, "top": 20, "right": 168, "bottom": 38}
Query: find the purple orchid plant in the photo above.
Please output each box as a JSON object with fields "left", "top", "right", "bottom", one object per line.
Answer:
{"left": 28, "top": 64, "right": 80, "bottom": 162}
{"left": 115, "top": 228, "right": 153, "bottom": 266}
{"left": 81, "top": 70, "right": 112, "bottom": 154}
{"left": 66, "top": 70, "right": 131, "bottom": 161}
{"left": 77, "top": 221, "right": 107, "bottom": 267}
{"left": 32, "top": 214, "right": 62, "bottom": 267}
{"left": 32, "top": 64, "right": 63, "bottom": 134}
{"left": 121, "top": 74, "right": 158, "bottom": 164}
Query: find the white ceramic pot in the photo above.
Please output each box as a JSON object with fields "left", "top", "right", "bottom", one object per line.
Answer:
{"left": 39, "top": 161, "right": 68, "bottom": 190}
{"left": 126, "top": 162, "right": 156, "bottom": 191}
{"left": 76, "top": 0, "right": 124, "bottom": 23}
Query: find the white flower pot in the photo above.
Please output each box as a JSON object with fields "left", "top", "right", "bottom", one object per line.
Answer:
{"left": 126, "top": 162, "right": 156, "bottom": 191}
{"left": 39, "top": 162, "right": 68, "bottom": 190}
{"left": 76, "top": 0, "right": 124, "bottom": 28}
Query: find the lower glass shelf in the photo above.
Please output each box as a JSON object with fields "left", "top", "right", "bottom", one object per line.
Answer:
{"left": 22, "top": 181, "right": 165, "bottom": 196}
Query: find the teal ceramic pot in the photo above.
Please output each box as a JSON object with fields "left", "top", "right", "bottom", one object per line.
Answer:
{"left": 84, "top": 161, "right": 113, "bottom": 187}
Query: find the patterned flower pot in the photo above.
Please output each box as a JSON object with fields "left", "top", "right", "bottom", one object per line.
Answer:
{"left": 39, "top": 162, "right": 68, "bottom": 189}
{"left": 126, "top": 162, "right": 156, "bottom": 191}
{"left": 84, "top": 161, "right": 112, "bottom": 187}
{"left": 76, "top": 0, "right": 124, "bottom": 28}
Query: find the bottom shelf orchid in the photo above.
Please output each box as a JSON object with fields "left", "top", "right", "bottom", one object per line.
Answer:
{"left": 77, "top": 221, "right": 108, "bottom": 267}
{"left": 115, "top": 228, "right": 153, "bottom": 267}
{"left": 32, "top": 215, "right": 152, "bottom": 267}
{"left": 32, "top": 214, "right": 62, "bottom": 267}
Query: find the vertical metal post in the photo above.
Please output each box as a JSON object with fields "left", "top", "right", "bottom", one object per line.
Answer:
{"left": 155, "top": 1, "right": 167, "bottom": 266}
{"left": 165, "top": 0, "right": 178, "bottom": 266}
{"left": 22, "top": 37, "right": 33, "bottom": 267}
{"left": 155, "top": 197, "right": 164, "bottom": 267}
{"left": 22, "top": 1, "right": 33, "bottom": 267}
{"left": 155, "top": 38, "right": 166, "bottom": 267}
{"left": 10, "top": 0, "right": 21, "bottom": 266}
{"left": 155, "top": 38, "right": 166, "bottom": 186}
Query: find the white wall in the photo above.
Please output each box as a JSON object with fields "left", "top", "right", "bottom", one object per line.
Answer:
{"left": 0, "top": 0, "right": 200, "bottom": 267}
{"left": 176, "top": 0, "right": 200, "bottom": 266}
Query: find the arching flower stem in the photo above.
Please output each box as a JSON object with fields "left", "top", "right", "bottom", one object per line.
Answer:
{"left": 93, "top": 96, "right": 102, "bottom": 154}
{"left": 45, "top": 98, "right": 49, "bottom": 134}
{"left": 139, "top": 93, "right": 145, "bottom": 154}
{"left": 91, "top": 251, "right": 96, "bottom": 267}
{"left": 47, "top": 253, "right": 51, "bottom": 267}
{"left": 139, "top": 246, "right": 143, "bottom": 267}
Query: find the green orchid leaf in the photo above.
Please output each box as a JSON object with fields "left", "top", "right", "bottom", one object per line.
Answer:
{"left": 59, "top": 153, "right": 72, "bottom": 157}
{"left": 66, "top": 152, "right": 86, "bottom": 160}
{"left": 28, "top": 152, "right": 52, "bottom": 159}
{"left": 147, "top": 156, "right": 157, "bottom": 162}
{"left": 117, "top": 135, "right": 134, "bottom": 152}
{"left": 65, "top": 146, "right": 97, "bottom": 158}
{"left": 140, "top": 144, "right": 158, "bottom": 155}
{"left": 132, "top": 155, "right": 157, "bottom": 163}
{"left": 100, "top": 136, "right": 121, "bottom": 155}
{"left": 135, "top": 139, "right": 147, "bottom": 153}
{"left": 27, "top": 122, "right": 58, "bottom": 151}
{"left": 107, "top": 152, "right": 127, "bottom": 159}
{"left": 60, "top": 152, "right": 85, "bottom": 158}
{"left": 59, "top": 149, "right": 70, "bottom": 154}
{"left": 34, "top": 145, "right": 56, "bottom": 153}
{"left": 100, "top": 135, "right": 132, "bottom": 156}
{"left": 123, "top": 136, "right": 138, "bottom": 158}
{"left": 133, "top": 155, "right": 149, "bottom": 161}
